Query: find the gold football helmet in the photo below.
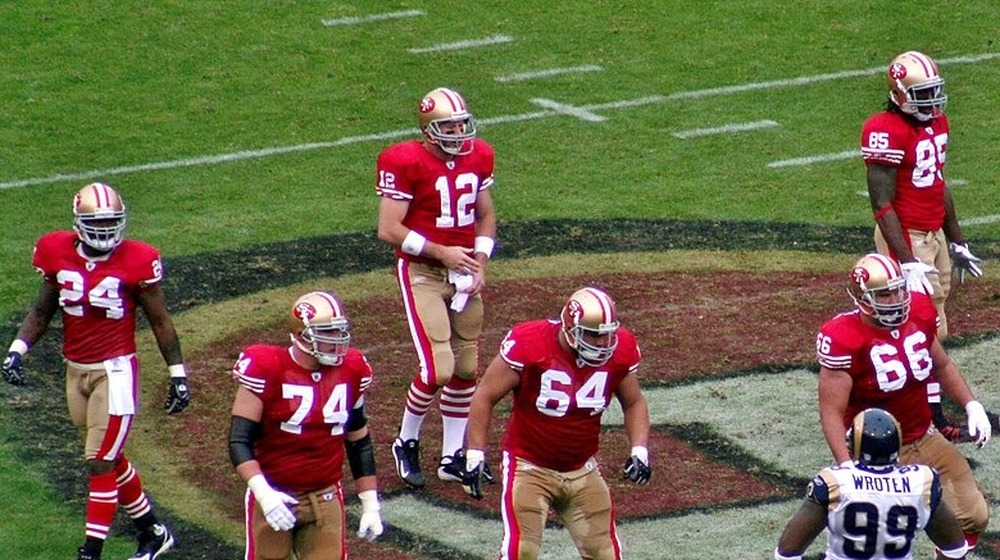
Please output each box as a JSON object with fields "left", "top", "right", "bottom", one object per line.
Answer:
{"left": 847, "top": 253, "right": 911, "bottom": 328}
{"left": 560, "top": 287, "right": 620, "bottom": 367}
{"left": 73, "top": 182, "right": 127, "bottom": 252}
{"left": 887, "top": 51, "right": 947, "bottom": 121}
{"left": 418, "top": 87, "right": 476, "bottom": 156}
{"left": 289, "top": 291, "right": 351, "bottom": 366}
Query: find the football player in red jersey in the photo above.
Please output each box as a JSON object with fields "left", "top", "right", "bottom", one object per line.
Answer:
{"left": 862, "top": 50, "right": 982, "bottom": 340}
{"left": 462, "top": 287, "right": 651, "bottom": 560}
{"left": 1, "top": 182, "right": 189, "bottom": 560}
{"left": 861, "top": 50, "right": 986, "bottom": 443}
{"left": 376, "top": 87, "right": 498, "bottom": 488}
{"left": 816, "top": 253, "right": 989, "bottom": 550}
{"left": 229, "top": 291, "right": 383, "bottom": 560}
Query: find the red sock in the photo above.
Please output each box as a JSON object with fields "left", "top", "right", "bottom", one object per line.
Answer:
{"left": 85, "top": 471, "right": 118, "bottom": 541}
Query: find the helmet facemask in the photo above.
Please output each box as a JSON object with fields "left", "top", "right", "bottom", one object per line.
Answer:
{"left": 296, "top": 323, "right": 351, "bottom": 366}
{"left": 425, "top": 116, "right": 477, "bottom": 156}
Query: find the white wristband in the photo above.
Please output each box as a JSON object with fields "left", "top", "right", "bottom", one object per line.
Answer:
{"left": 474, "top": 236, "right": 495, "bottom": 259}
{"left": 358, "top": 489, "right": 380, "bottom": 513}
{"left": 247, "top": 474, "right": 273, "bottom": 497}
{"left": 466, "top": 448, "right": 485, "bottom": 464}
{"left": 938, "top": 541, "right": 969, "bottom": 559}
{"left": 401, "top": 231, "right": 427, "bottom": 256}
{"left": 168, "top": 364, "right": 187, "bottom": 378}
{"left": 9, "top": 339, "right": 29, "bottom": 356}
{"left": 630, "top": 446, "right": 648, "bottom": 464}
{"left": 774, "top": 549, "right": 802, "bottom": 560}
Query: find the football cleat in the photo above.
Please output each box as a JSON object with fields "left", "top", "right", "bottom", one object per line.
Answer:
{"left": 392, "top": 438, "right": 426, "bottom": 488}
{"left": 437, "top": 450, "right": 466, "bottom": 482}
{"left": 128, "top": 523, "right": 174, "bottom": 560}
{"left": 77, "top": 547, "right": 101, "bottom": 560}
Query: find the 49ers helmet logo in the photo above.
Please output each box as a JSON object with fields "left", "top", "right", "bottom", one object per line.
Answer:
{"left": 888, "top": 62, "right": 907, "bottom": 80}
{"left": 419, "top": 96, "right": 436, "bottom": 113}
{"left": 294, "top": 302, "right": 317, "bottom": 322}
{"left": 852, "top": 266, "right": 870, "bottom": 286}
{"left": 566, "top": 300, "right": 584, "bottom": 323}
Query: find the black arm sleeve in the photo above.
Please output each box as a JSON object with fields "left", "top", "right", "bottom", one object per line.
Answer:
{"left": 346, "top": 401, "right": 369, "bottom": 432}
{"left": 229, "top": 415, "right": 261, "bottom": 468}
{"left": 345, "top": 433, "right": 377, "bottom": 479}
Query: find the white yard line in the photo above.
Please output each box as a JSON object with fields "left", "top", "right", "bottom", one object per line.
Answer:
{"left": 321, "top": 10, "right": 424, "bottom": 27}
{"left": 407, "top": 35, "right": 513, "bottom": 54}
{"left": 768, "top": 150, "right": 859, "bottom": 168}
{"left": 673, "top": 120, "right": 779, "bottom": 139}
{"left": 3, "top": 52, "right": 998, "bottom": 190}
{"left": 494, "top": 65, "right": 603, "bottom": 83}
{"left": 530, "top": 98, "right": 607, "bottom": 122}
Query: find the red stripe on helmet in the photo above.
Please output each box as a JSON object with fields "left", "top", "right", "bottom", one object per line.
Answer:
{"left": 438, "top": 88, "right": 466, "bottom": 112}
{"left": 583, "top": 287, "right": 615, "bottom": 322}
{"left": 906, "top": 51, "right": 939, "bottom": 78}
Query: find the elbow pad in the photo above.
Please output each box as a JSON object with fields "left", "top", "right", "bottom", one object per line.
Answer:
{"left": 345, "top": 433, "right": 377, "bottom": 479}
{"left": 228, "top": 415, "right": 261, "bottom": 467}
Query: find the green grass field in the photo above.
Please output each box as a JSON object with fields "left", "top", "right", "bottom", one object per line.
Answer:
{"left": 2, "top": 2, "right": 999, "bottom": 558}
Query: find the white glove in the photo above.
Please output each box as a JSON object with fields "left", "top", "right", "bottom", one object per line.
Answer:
{"left": 357, "top": 489, "right": 384, "bottom": 541}
{"left": 950, "top": 242, "right": 983, "bottom": 283}
{"left": 965, "top": 401, "right": 991, "bottom": 448}
{"left": 247, "top": 474, "right": 298, "bottom": 531}
{"left": 899, "top": 260, "right": 937, "bottom": 296}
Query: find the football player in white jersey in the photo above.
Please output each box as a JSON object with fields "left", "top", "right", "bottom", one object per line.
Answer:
{"left": 775, "top": 408, "right": 968, "bottom": 560}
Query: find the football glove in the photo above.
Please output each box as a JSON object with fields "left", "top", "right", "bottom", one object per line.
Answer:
{"left": 248, "top": 474, "right": 298, "bottom": 531}
{"left": 357, "top": 490, "right": 384, "bottom": 541}
{"left": 462, "top": 449, "right": 489, "bottom": 500}
{"left": 950, "top": 242, "right": 983, "bottom": 283}
{"left": 965, "top": 401, "right": 991, "bottom": 449}
{"left": 165, "top": 376, "right": 190, "bottom": 414}
{"left": 899, "top": 260, "right": 937, "bottom": 296}
{"left": 622, "top": 446, "right": 651, "bottom": 485}
{"left": 2, "top": 352, "right": 25, "bottom": 386}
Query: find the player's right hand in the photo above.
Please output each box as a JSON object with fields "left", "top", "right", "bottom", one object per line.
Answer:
{"left": 899, "top": 260, "right": 937, "bottom": 295}
{"left": 248, "top": 475, "right": 298, "bottom": 531}
{"left": 2, "top": 352, "right": 25, "bottom": 385}
{"left": 462, "top": 449, "right": 487, "bottom": 500}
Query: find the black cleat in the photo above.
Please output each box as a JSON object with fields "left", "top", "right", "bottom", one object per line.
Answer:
{"left": 128, "top": 523, "right": 174, "bottom": 560}
{"left": 392, "top": 437, "right": 426, "bottom": 488}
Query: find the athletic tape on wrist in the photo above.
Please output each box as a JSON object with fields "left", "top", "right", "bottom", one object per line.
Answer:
{"left": 9, "top": 339, "right": 29, "bottom": 356}
{"left": 401, "top": 230, "right": 427, "bottom": 256}
{"left": 474, "top": 236, "right": 495, "bottom": 259}
{"left": 168, "top": 364, "right": 187, "bottom": 378}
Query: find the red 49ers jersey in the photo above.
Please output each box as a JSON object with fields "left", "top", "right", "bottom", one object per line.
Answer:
{"left": 816, "top": 293, "right": 939, "bottom": 444}
{"left": 32, "top": 231, "right": 163, "bottom": 363}
{"left": 499, "top": 319, "right": 641, "bottom": 472}
{"left": 375, "top": 138, "right": 495, "bottom": 265}
{"left": 232, "top": 344, "right": 373, "bottom": 493}
{"left": 860, "top": 111, "right": 950, "bottom": 231}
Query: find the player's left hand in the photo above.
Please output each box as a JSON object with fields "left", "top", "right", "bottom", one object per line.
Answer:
{"left": 357, "top": 490, "right": 384, "bottom": 541}
{"left": 950, "top": 242, "right": 983, "bottom": 283}
{"left": 2, "top": 352, "right": 25, "bottom": 386}
{"left": 622, "top": 446, "right": 651, "bottom": 485}
{"left": 965, "top": 401, "right": 991, "bottom": 448}
{"left": 165, "top": 376, "right": 190, "bottom": 414}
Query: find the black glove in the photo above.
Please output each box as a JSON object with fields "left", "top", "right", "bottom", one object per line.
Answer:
{"left": 461, "top": 449, "right": 494, "bottom": 500}
{"left": 622, "top": 452, "right": 651, "bottom": 485}
{"left": 2, "top": 352, "right": 25, "bottom": 385}
{"left": 165, "top": 376, "right": 190, "bottom": 414}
